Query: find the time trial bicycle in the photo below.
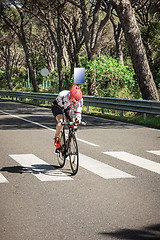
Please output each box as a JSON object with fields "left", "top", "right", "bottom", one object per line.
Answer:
{"left": 56, "top": 106, "right": 86, "bottom": 175}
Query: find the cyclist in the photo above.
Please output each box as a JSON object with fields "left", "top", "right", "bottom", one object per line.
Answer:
{"left": 51, "top": 84, "right": 83, "bottom": 151}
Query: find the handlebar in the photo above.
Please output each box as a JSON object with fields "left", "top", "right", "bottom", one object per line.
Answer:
{"left": 58, "top": 121, "right": 87, "bottom": 127}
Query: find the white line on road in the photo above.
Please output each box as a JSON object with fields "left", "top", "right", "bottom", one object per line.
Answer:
{"left": 0, "top": 110, "right": 56, "bottom": 132}
{"left": 0, "top": 173, "right": 8, "bottom": 183}
{"left": 147, "top": 150, "right": 160, "bottom": 156}
{"left": 103, "top": 151, "right": 160, "bottom": 174}
{"left": 79, "top": 153, "right": 135, "bottom": 179}
{"left": 0, "top": 110, "right": 98, "bottom": 147}
{"left": 9, "top": 154, "right": 73, "bottom": 181}
{"left": 77, "top": 138, "right": 99, "bottom": 147}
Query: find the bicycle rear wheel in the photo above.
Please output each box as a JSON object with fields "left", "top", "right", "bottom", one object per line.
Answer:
{"left": 57, "top": 131, "right": 66, "bottom": 168}
{"left": 69, "top": 134, "right": 79, "bottom": 175}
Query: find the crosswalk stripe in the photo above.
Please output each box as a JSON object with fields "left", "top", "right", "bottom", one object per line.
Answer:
{"left": 147, "top": 150, "right": 160, "bottom": 156}
{"left": 9, "top": 154, "right": 73, "bottom": 181}
{"left": 79, "top": 153, "right": 135, "bottom": 179}
{"left": 103, "top": 151, "right": 160, "bottom": 174}
{"left": 0, "top": 173, "right": 8, "bottom": 183}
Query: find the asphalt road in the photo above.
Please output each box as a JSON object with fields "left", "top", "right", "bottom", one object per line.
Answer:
{"left": 0, "top": 100, "right": 160, "bottom": 240}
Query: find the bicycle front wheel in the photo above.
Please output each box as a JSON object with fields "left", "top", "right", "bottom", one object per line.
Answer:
{"left": 57, "top": 131, "right": 66, "bottom": 168}
{"left": 69, "top": 134, "right": 79, "bottom": 175}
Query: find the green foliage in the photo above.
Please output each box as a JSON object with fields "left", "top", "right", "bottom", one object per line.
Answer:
{"left": 84, "top": 55, "right": 139, "bottom": 98}
{"left": 79, "top": 55, "right": 88, "bottom": 68}
{"left": 0, "top": 70, "right": 7, "bottom": 89}
{"left": 12, "top": 66, "right": 27, "bottom": 90}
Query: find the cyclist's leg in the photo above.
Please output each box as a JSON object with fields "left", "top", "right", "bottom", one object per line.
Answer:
{"left": 51, "top": 103, "right": 63, "bottom": 149}
{"left": 55, "top": 114, "right": 63, "bottom": 137}
{"left": 51, "top": 103, "right": 63, "bottom": 137}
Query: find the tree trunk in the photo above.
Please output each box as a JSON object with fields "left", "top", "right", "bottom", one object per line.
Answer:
{"left": 5, "top": 46, "right": 13, "bottom": 90}
{"left": 112, "top": 0, "right": 159, "bottom": 100}
{"left": 88, "top": 71, "right": 98, "bottom": 96}
{"left": 80, "top": 0, "right": 98, "bottom": 95}
{"left": 21, "top": 39, "right": 39, "bottom": 92}
{"left": 56, "top": 11, "right": 64, "bottom": 91}
{"left": 1, "top": 45, "right": 13, "bottom": 90}
{"left": 70, "top": 61, "right": 74, "bottom": 80}
{"left": 110, "top": 18, "right": 124, "bottom": 64}
{"left": 116, "top": 36, "right": 124, "bottom": 64}
{"left": 18, "top": 22, "right": 39, "bottom": 92}
{"left": 75, "top": 52, "right": 80, "bottom": 67}
{"left": 80, "top": 0, "right": 111, "bottom": 95}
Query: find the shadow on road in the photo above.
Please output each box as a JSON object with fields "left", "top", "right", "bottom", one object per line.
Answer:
{"left": 0, "top": 164, "right": 73, "bottom": 176}
{"left": 99, "top": 223, "right": 160, "bottom": 239}
{"left": 0, "top": 100, "right": 142, "bottom": 131}
{"left": 0, "top": 166, "right": 28, "bottom": 174}
{"left": 1, "top": 164, "right": 61, "bottom": 174}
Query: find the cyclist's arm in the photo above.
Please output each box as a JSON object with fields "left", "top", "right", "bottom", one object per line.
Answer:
{"left": 75, "top": 98, "right": 83, "bottom": 123}
{"left": 56, "top": 90, "right": 70, "bottom": 108}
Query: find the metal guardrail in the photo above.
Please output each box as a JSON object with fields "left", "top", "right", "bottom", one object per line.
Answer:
{"left": 83, "top": 95, "right": 160, "bottom": 115}
{"left": 0, "top": 90, "right": 160, "bottom": 118}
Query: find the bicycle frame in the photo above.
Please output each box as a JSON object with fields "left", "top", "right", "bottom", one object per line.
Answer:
{"left": 60, "top": 104, "right": 76, "bottom": 154}
{"left": 62, "top": 123, "right": 77, "bottom": 158}
{"left": 57, "top": 102, "right": 86, "bottom": 175}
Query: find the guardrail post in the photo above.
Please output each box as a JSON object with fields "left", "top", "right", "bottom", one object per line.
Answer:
{"left": 120, "top": 110, "right": 123, "bottom": 117}
{"left": 143, "top": 113, "right": 147, "bottom": 120}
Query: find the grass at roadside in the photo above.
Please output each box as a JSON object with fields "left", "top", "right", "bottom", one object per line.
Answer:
{"left": 82, "top": 106, "right": 160, "bottom": 129}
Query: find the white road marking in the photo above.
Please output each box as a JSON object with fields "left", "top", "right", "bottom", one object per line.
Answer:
{"left": 9, "top": 154, "right": 73, "bottom": 181}
{"left": 0, "top": 173, "right": 8, "bottom": 183}
{"left": 77, "top": 138, "right": 99, "bottom": 147}
{"left": 103, "top": 151, "right": 160, "bottom": 174}
{"left": 79, "top": 153, "right": 135, "bottom": 179}
{"left": 0, "top": 110, "right": 56, "bottom": 132}
{"left": 0, "top": 110, "right": 98, "bottom": 147}
{"left": 147, "top": 150, "right": 160, "bottom": 156}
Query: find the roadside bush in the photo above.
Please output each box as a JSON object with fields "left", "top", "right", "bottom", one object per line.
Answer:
{"left": 84, "top": 55, "right": 140, "bottom": 98}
